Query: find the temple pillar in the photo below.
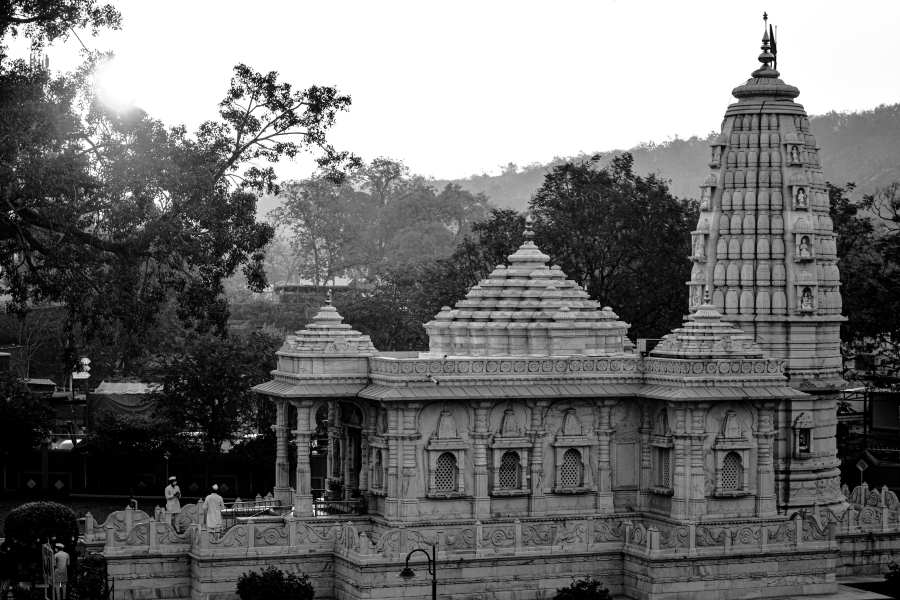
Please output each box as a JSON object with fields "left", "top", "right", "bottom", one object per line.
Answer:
{"left": 399, "top": 402, "right": 421, "bottom": 519}
{"left": 670, "top": 404, "right": 690, "bottom": 519}
{"left": 291, "top": 399, "right": 314, "bottom": 516}
{"left": 384, "top": 402, "right": 403, "bottom": 521}
{"left": 594, "top": 400, "right": 614, "bottom": 512}
{"left": 688, "top": 402, "right": 709, "bottom": 519}
{"left": 638, "top": 401, "right": 652, "bottom": 510}
{"left": 756, "top": 401, "right": 777, "bottom": 516}
{"left": 473, "top": 401, "right": 492, "bottom": 519}
{"left": 273, "top": 399, "right": 292, "bottom": 506}
{"left": 527, "top": 399, "right": 549, "bottom": 516}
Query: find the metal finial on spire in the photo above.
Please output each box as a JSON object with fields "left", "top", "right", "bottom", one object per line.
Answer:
{"left": 325, "top": 288, "right": 333, "bottom": 305}
{"left": 524, "top": 212, "right": 535, "bottom": 241}
{"left": 703, "top": 286, "right": 711, "bottom": 304}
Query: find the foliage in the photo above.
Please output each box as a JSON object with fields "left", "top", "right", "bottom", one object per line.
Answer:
{"left": 3, "top": 501, "right": 78, "bottom": 548}
{"left": 151, "top": 331, "right": 280, "bottom": 455}
{"left": 0, "top": 376, "right": 54, "bottom": 457}
{"left": 830, "top": 181, "right": 900, "bottom": 370}
{"left": 0, "top": 0, "right": 120, "bottom": 49}
{"left": 530, "top": 153, "right": 697, "bottom": 339}
{"left": 236, "top": 565, "right": 314, "bottom": 600}
{"left": 553, "top": 576, "right": 612, "bottom": 600}
{"left": 265, "top": 158, "right": 490, "bottom": 290}
{"left": 73, "top": 552, "right": 110, "bottom": 600}
{"left": 81, "top": 410, "right": 176, "bottom": 458}
{"left": 1, "top": 4, "right": 356, "bottom": 373}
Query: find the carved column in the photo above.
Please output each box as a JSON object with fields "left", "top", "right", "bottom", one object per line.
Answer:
{"left": 638, "top": 401, "right": 652, "bottom": 510}
{"left": 326, "top": 400, "right": 340, "bottom": 483}
{"left": 473, "top": 401, "right": 492, "bottom": 519}
{"left": 291, "top": 399, "right": 314, "bottom": 516}
{"left": 688, "top": 402, "right": 709, "bottom": 519}
{"left": 384, "top": 402, "right": 403, "bottom": 520}
{"left": 670, "top": 403, "right": 690, "bottom": 519}
{"left": 594, "top": 400, "right": 614, "bottom": 512}
{"left": 527, "top": 400, "right": 549, "bottom": 517}
{"left": 756, "top": 401, "right": 778, "bottom": 516}
{"left": 399, "top": 402, "right": 421, "bottom": 520}
{"left": 273, "top": 399, "right": 292, "bottom": 505}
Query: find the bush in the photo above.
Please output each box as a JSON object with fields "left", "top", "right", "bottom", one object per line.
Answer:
{"left": 554, "top": 576, "right": 612, "bottom": 600}
{"left": 74, "top": 553, "right": 110, "bottom": 600}
{"left": 886, "top": 561, "right": 900, "bottom": 596}
{"left": 236, "top": 566, "right": 314, "bottom": 600}
{"left": 3, "top": 501, "right": 78, "bottom": 548}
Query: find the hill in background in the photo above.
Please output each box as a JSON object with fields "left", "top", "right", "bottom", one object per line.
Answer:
{"left": 435, "top": 103, "right": 900, "bottom": 209}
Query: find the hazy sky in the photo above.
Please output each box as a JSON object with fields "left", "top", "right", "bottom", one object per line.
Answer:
{"left": 35, "top": 0, "right": 900, "bottom": 180}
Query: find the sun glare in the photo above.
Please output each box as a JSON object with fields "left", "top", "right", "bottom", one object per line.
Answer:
{"left": 93, "top": 58, "right": 142, "bottom": 112}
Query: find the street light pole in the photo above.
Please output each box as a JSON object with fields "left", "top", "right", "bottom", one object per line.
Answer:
{"left": 398, "top": 542, "right": 437, "bottom": 600}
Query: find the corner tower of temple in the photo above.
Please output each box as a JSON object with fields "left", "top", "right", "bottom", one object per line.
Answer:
{"left": 689, "top": 19, "right": 844, "bottom": 509}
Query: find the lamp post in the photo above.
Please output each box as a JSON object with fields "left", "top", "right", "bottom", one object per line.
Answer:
{"left": 398, "top": 543, "right": 437, "bottom": 600}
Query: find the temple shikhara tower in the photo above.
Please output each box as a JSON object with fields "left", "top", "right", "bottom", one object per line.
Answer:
{"left": 688, "top": 18, "right": 844, "bottom": 511}
{"left": 100, "top": 17, "right": 884, "bottom": 600}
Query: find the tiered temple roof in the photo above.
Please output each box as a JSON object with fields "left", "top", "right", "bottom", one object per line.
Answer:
{"left": 424, "top": 221, "right": 630, "bottom": 357}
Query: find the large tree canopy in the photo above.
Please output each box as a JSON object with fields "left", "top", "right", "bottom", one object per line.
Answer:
{"left": 0, "top": 2, "right": 356, "bottom": 370}
{"left": 530, "top": 153, "right": 697, "bottom": 339}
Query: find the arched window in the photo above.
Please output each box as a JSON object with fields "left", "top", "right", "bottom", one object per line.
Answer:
{"left": 498, "top": 451, "right": 520, "bottom": 489}
{"left": 559, "top": 449, "right": 583, "bottom": 488}
{"left": 722, "top": 451, "right": 743, "bottom": 491}
{"left": 373, "top": 449, "right": 383, "bottom": 489}
{"left": 434, "top": 452, "right": 458, "bottom": 493}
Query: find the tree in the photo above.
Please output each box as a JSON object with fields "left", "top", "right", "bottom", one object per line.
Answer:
{"left": 831, "top": 181, "right": 900, "bottom": 370}
{"left": 0, "top": 377, "right": 53, "bottom": 457}
{"left": 269, "top": 177, "right": 375, "bottom": 287}
{"left": 531, "top": 153, "right": 697, "bottom": 339}
{"left": 553, "top": 576, "right": 612, "bottom": 600}
{"left": 236, "top": 566, "right": 314, "bottom": 600}
{"left": 151, "top": 331, "right": 280, "bottom": 456}
{"left": 1, "top": 4, "right": 357, "bottom": 372}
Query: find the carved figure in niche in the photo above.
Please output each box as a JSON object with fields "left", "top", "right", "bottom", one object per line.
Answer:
{"left": 795, "top": 187, "right": 808, "bottom": 209}
{"left": 800, "top": 287, "right": 814, "bottom": 312}
{"left": 700, "top": 187, "right": 711, "bottom": 210}
{"left": 693, "top": 235, "right": 705, "bottom": 259}
{"left": 790, "top": 145, "right": 801, "bottom": 164}
{"left": 711, "top": 146, "right": 722, "bottom": 165}
{"left": 798, "top": 236, "right": 812, "bottom": 259}
{"left": 691, "top": 286, "right": 702, "bottom": 308}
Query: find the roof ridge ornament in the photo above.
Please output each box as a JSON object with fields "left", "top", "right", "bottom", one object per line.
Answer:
{"left": 753, "top": 12, "right": 778, "bottom": 78}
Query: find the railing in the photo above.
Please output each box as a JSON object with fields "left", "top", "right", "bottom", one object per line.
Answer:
{"left": 312, "top": 498, "right": 363, "bottom": 516}
{"left": 221, "top": 498, "right": 283, "bottom": 530}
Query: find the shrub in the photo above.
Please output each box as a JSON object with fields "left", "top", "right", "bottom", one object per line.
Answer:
{"left": 3, "top": 501, "right": 78, "bottom": 548}
{"left": 886, "top": 561, "right": 900, "bottom": 596}
{"left": 554, "top": 576, "right": 612, "bottom": 600}
{"left": 74, "top": 552, "right": 110, "bottom": 600}
{"left": 236, "top": 566, "right": 314, "bottom": 600}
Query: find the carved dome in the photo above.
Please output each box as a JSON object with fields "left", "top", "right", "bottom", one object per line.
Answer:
{"left": 651, "top": 298, "right": 764, "bottom": 360}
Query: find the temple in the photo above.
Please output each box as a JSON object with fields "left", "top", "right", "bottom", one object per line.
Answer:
{"left": 98, "top": 17, "right": 888, "bottom": 600}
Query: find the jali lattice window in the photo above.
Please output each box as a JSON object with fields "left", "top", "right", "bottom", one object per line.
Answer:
{"left": 559, "top": 449, "right": 583, "bottom": 488}
{"left": 721, "top": 451, "right": 742, "bottom": 491}
{"left": 654, "top": 447, "right": 672, "bottom": 488}
{"left": 434, "top": 452, "right": 458, "bottom": 493}
{"left": 497, "top": 451, "right": 520, "bottom": 489}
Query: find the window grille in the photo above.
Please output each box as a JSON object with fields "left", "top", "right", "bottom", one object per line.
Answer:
{"left": 498, "top": 451, "right": 520, "bottom": 489}
{"left": 722, "top": 451, "right": 742, "bottom": 491}
{"left": 559, "top": 449, "right": 582, "bottom": 488}
{"left": 434, "top": 452, "right": 458, "bottom": 493}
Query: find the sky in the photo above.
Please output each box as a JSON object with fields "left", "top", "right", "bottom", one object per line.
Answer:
{"left": 31, "top": 0, "right": 900, "bottom": 181}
